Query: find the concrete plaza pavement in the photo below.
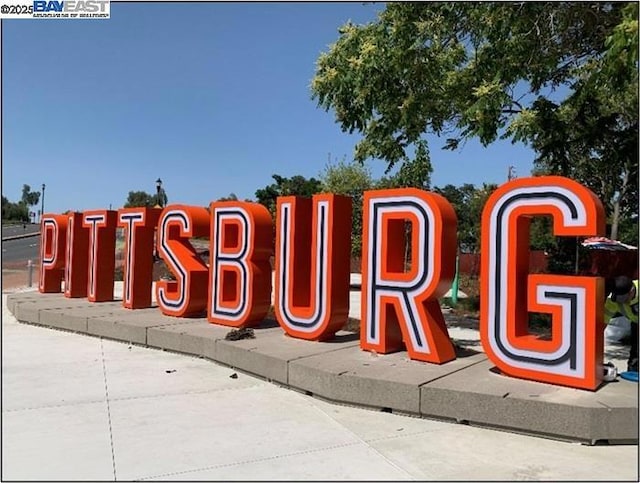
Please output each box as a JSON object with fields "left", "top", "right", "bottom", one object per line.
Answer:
{"left": 2, "top": 287, "right": 639, "bottom": 481}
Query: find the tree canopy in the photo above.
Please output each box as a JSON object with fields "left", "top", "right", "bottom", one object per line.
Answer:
{"left": 2, "top": 195, "right": 28, "bottom": 222}
{"left": 21, "top": 184, "right": 40, "bottom": 208}
{"left": 433, "top": 183, "right": 497, "bottom": 253}
{"left": 320, "top": 160, "right": 374, "bottom": 257}
{"left": 1, "top": 185, "right": 40, "bottom": 222}
{"left": 124, "top": 191, "right": 156, "bottom": 208}
{"left": 124, "top": 188, "right": 168, "bottom": 208}
{"left": 254, "top": 174, "right": 324, "bottom": 219}
{"left": 312, "top": 2, "right": 638, "bottom": 241}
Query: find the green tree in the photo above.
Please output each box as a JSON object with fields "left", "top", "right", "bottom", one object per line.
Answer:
{"left": 2, "top": 196, "right": 8, "bottom": 219}
{"left": 320, "top": 160, "right": 374, "bottom": 257}
{"left": 21, "top": 184, "right": 41, "bottom": 219}
{"left": 312, "top": 2, "right": 638, "bottom": 239}
{"left": 124, "top": 191, "right": 155, "bottom": 208}
{"left": 255, "top": 174, "right": 323, "bottom": 219}
{"left": 433, "top": 183, "right": 497, "bottom": 253}
{"left": 254, "top": 174, "right": 324, "bottom": 250}
{"left": 217, "top": 193, "right": 239, "bottom": 202}
{"left": 367, "top": 145, "right": 435, "bottom": 268}
{"left": 373, "top": 141, "right": 434, "bottom": 190}
{"left": 2, "top": 195, "right": 29, "bottom": 222}
{"left": 528, "top": 217, "right": 556, "bottom": 252}
{"left": 617, "top": 216, "right": 639, "bottom": 247}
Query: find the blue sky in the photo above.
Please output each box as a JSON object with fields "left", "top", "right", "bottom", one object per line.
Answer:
{"left": 2, "top": 2, "right": 536, "bottom": 215}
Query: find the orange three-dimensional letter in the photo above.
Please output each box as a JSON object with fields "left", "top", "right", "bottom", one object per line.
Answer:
{"left": 361, "top": 188, "right": 458, "bottom": 363}
{"left": 480, "top": 176, "right": 606, "bottom": 390}
{"left": 155, "top": 205, "right": 209, "bottom": 317}
{"left": 274, "top": 194, "right": 352, "bottom": 340}
{"left": 207, "top": 201, "right": 273, "bottom": 327}
{"left": 64, "top": 212, "right": 89, "bottom": 298}
{"left": 39, "top": 214, "right": 68, "bottom": 293}
{"left": 118, "top": 207, "right": 162, "bottom": 309}
{"left": 83, "top": 210, "right": 117, "bottom": 302}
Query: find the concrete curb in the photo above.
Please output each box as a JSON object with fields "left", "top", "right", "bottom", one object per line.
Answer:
{"left": 6, "top": 292, "right": 638, "bottom": 445}
{"left": 2, "top": 232, "right": 40, "bottom": 242}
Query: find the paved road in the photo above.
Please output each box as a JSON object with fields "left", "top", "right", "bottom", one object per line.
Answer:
{"left": 1, "top": 223, "right": 40, "bottom": 239}
{"left": 1, "top": 237, "right": 40, "bottom": 265}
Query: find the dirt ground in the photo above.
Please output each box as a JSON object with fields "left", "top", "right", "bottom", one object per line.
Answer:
{"left": 2, "top": 262, "right": 39, "bottom": 292}
{"left": 2, "top": 260, "right": 165, "bottom": 293}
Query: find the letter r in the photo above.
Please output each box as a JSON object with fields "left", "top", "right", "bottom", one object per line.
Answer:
{"left": 361, "top": 188, "right": 458, "bottom": 363}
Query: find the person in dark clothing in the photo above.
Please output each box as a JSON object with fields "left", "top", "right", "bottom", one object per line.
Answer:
{"left": 605, "top": 276, "right": 638, "bottom": 373}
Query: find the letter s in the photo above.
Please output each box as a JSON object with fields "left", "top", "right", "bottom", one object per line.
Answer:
{"left": 156, "top": 205, "right": 209, "bottom": 317}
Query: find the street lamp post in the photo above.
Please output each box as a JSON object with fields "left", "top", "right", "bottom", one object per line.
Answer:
{"left": 153, "top": 178, "right": 163, "bottom": 261}
{"left": 155, "top": 178, "right": 163, "bottom": 208}
{"left": 41, "top": 183, "right": 45, "bottom": 222}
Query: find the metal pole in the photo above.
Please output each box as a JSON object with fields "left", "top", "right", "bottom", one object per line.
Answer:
{"left": 41, "top": 184, "right": 45, "bottom": 220}
{"left": 451, "top": 253, "right": 460, "bottom": 305}
{"left": 154, "top": 178, "right": 163, "bottom": 260}
{"left": 155, "top": 178, "right": 163, "bottom": 208}
{"left": 27, "top": 260, "right": 33, "bottom": 287}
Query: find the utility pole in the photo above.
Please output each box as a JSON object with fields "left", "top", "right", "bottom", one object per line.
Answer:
{"left": 507, "top": 166, "right": 516, "bottom": 181}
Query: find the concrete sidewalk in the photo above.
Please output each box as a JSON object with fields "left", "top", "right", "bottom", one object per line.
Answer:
{"left": 2, "top": 289, "right": 639, "bottom": 481}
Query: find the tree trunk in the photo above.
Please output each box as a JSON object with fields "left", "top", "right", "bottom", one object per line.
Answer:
{"left": 610, "top": 169, "right": 629, "bottom": 241}
{"left": 404, "top": 223, "right": 411, "bottom": 271}
{"left": 610, "top": 199, "right": 620, "bottom": 241}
